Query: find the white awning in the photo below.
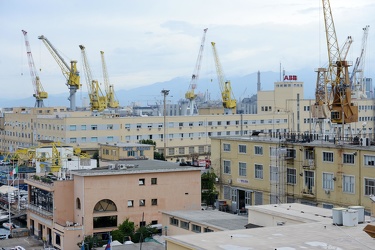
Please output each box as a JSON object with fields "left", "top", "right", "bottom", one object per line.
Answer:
{"left": 0, "top": 185, "right": 18, "bottom": 195}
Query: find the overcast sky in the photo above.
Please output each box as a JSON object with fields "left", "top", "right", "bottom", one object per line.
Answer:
{"left": 1, "top": 0, "right": 375, "bottom": 100}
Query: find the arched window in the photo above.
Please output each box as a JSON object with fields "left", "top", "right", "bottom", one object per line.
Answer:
{"left": 93, "top": 199, "right": 117, "bottom": 212}
{"left": 76, "top": 198, "right": 81, "bottom": 209}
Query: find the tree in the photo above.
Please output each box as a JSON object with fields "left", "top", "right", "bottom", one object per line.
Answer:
{"left": 201, "top": 171, "right": 218, "bottom": 206}
{"left": 111, "top": 218, "right": 135, "bottom": 243}
{"left": 139, "top": 139, "right": 165, "bottom": 160}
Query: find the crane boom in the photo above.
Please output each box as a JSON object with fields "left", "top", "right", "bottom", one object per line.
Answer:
{"left": 22, "top": 30, "right": 48, "bottom": 108}
{"left": 79, "top": 45, "right": 107, "bottom": 111}
{"left": 38, "top": 35, "right": 80, "bottom": 110}
{"left": 211, "top": 42, "right": 236, "bottom": 111}
{"left": 322, "top": 0, "right": 357, "bottom": 124}
{"left": 350, "top": 25, "right": 370, "bottom": 98}
{"left": 185, "top": 28, "right": 208, "bottom": 115}
{"left": 100, "top": 51, "right": 119, "bottom": 109}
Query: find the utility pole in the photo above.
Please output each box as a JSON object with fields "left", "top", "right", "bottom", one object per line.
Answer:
{"left": 161, "top": 90, "right": 170, "bottom": 161}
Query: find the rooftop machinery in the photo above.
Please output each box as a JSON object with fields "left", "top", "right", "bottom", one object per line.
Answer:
{"left": 211, "top": 42, "right": 236, "bottom": 113}
{"left": 38, "top": 35, "right": 80, "bottom": 111}
{"left": 22, "top": 30, "right": 48, "bottom": 108}
{"left": 100, "top": 51, "right": 119, "bottom": 109}
{"left": 185, "top": 28, "right": 208, "bottom": 115}
{"left": 79, "top": 45, "right": 107, "bottom": 112}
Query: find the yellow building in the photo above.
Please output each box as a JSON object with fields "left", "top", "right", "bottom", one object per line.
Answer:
{"left": 210, "top": 134, "right": 375, "bottom": 215}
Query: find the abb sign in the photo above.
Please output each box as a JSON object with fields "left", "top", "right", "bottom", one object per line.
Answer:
{"left": 284, "top": 75, "right": 297, "bottom": 81}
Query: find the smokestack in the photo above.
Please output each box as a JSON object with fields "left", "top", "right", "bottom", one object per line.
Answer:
{"left": 257, "top": 70, "right": 261, "bottom": 92}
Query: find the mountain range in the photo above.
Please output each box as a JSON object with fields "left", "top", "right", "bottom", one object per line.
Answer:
{"left": 0, "top": 69, "right": 317, "bottom": 108}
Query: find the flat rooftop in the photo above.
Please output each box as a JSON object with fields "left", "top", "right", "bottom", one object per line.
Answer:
{"left": 163, "top": 210, "right": 249, "bottom": 231}
{"left": 167, "top": 204, "right": 375, "bottom": 250}
{"left": 71, "top": 159, "right": 202, "bottom": 177}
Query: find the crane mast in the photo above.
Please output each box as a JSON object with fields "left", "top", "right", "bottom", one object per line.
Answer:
{"left": 79, "top": 45, "right": 107, "bottom": 112}
{"left": 22, "top": 30, "right": 48, "bottom": 108}
{"left": 100, "top": 51, "right": 119, "bottom": 109}
{"left": 38, "top": 35, "right": 80, "bottom": 111}
{"left": 185, "top": 28, "right": 208, "bottom": 115}
{"left": 322, "top": 0, "right": 357, "bottom": 125}
{"left": 351, "top": 25, "right": 370, "bottom": 99}
{"left": 211, "top": 42, "right": 236, "bottom": 113}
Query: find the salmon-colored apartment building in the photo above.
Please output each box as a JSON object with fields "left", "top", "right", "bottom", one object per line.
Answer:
{"left": 24, "top": 158, "right": 201, "bottom": 250}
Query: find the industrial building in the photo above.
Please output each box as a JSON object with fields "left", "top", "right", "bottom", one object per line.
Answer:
{"left": 210, "top": 133, "right": 375, "bottom": 215}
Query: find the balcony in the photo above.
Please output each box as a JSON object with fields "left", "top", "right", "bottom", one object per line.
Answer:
{"left": 302, "top": 189, "right": 315, "bottom": 198}
{"left": 27, "top": 203, "right": 53, "bottom": 219}
{"left": 302, "top": 159, "right": 315, "bottom": 170}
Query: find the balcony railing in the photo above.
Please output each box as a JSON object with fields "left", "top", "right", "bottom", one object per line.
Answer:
{"left": 27, "top": 203, "right": 53, "bottom": 219}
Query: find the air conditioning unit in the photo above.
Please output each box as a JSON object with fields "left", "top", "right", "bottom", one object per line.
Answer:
{"left": 325, "top": 190, "right": 330, "bottom": 195}
{"left": 227, "top": 179, "right": 232, "bottom": 184}
{"left": 215, "top": 177, "right": 219, "bottom": 183}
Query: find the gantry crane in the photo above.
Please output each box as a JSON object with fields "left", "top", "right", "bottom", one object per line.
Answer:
{"left": 322, "top": 0, "right": 358, "bottom": 125}
{"left": 211, "top": 42, "right": 236, "bottom": 113}
{"left": 100, "top": 51, "right": 119, "bottom": 109}
{"left": 79, "top": 45, "right": 107, "bottom": 112}
{"left": 185, "top": 28, "right": 208, "bottom": 115}
{"left": 38, "top": 35, "right": 80, "bottom": 111}
{"left": 22, "top": 30, "right": 48, "bottom": 108}
{"left": 351, "top": 25, "right": 370, "bottom": 99}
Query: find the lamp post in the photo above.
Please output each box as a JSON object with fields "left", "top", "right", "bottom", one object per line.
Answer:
{"left": 161, "top": 90, "right": 170, "bottom": 161}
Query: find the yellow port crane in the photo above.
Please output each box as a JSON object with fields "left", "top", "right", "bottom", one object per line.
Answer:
{"left": 79, "top": 45, "right": 107, "bottom": 112}
{"left": 38, "top": 35, "right": 80, "bottom": 111}
{"left": 185, "top": 28, "right": 208, "bottom": 115}
{"left": 211, "top": 42, "right": 236, "bottom": 112}
{"left": 322, "top": 0, "right": 358, "bottom": 124}
{"left": 100, "top": 51, "right": 119, "bottom": 109}
{"left": 22, "top": 30, "right": 48, "bottom": 108}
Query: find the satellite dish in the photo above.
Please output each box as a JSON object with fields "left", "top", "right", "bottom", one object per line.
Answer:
{"left": 369, "top": 195, "right": 375, "bottom": 202}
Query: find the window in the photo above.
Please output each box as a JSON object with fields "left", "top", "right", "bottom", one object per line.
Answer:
{"left": 107, "top": 136, "right": 114, "bottom": 142}
{"left": 217, "top": 121, "right": 221, "bottom": 125}
{"left": 127, "top": 151, "right": 135, "bottom": 157}
{"left": 192, "top": 224, "right": 201, "bottom": 233}
{"left": 91, "top": 125, "right": 97, "bottom": 130}
{"left": 125, "top": 124, "right": 130, "bottom": 129}
{"left": 304, "top": 170, "right": 315, "bottom": 192}
{"left": 81, "top": 137, "right": 86, "bottom": 142}
{"left": 198, "top": 121, "right": 203, "bottom": 126}
{"left": 151, "top": 199, "right": 158, "bottom": 205}
{"left": 255, "top": 164, "right": 263, "bottom": 179}
{"left": 107, "top": 124, "right": 113, "bottom": 130}
{"left": 70, "top": 138, "right": 77, "bottom": 143}
{"left": 223, "top": 186, "right": 231, "bottom": 199}
{"left": 178, "top": 147, "right": 185, "bottom": 154}
{"left": 168, "top": 122, "right": 174, "bottom": 128}
{"left": 128, "top": 200, "right": 134, "bottom": 207}
{"left": 223, "top": 160, "right": 231, "bottom": 174}
{"left": 343, "top": 153, "right": 354, "bottom": 164}
{"left": 223, "top": 143, "right": 231, "bottom": 151}
{"left": 139, "top": 199, "right": 145, "bottom": 206}
{"left": 208, "top": 121, "right": 212, "bottom": 126}
{"left": 198, "top": 146, "right": 204, "bottom": 154}
{"left": 323, "top": 152, "right": 334, "bottom": 162}
{"left": 180, "top": 221, "right": 189, "bottom": 230}
{"left": 69, "top": 125, "right": 76, "bottom": 131}
{"left": 81, "top": 125, "right": 86, "bottom": 130}
{"left": 137, "top": 123, "right": 142, "bottom": 128}
{"left": 189, "top": 147, "right": 194, "bottom": 154}
{"left": 287, "top": 168, "right": 296, "bottom": 184}
{"left": 147, "top": 123, "right": 152, "bottom": 128}
{"left": 255, "top": 146, "right": 263, "bottom": 155}
{"left": 270, "top": 166, "right": 278, "bottom": 181}
{"left": 179, "top": 122, "right": 183, "bottom": 127}
{"left": 76, "top": 198, "right": 81, "bottom": 209}
{"left": 168, "top": 148, "right": 174, "bottom": 155}
{"left": 91, "top": 137, "right": 98, "bottom": 142}
{"left": 170, "top": 217, "right": 179, "bottom": 226}
{"left": 364, "top": 155, "right": 375, "bottom": 166}
{"left": 365, "top": 178, "right": 375, "bottom": 196}
{"left": 93, "top": 199, "right": 117, "bottom": 212}
{"left": 323, "top": 173, "right": 334, "bottom": 190}
{"left": 343, "top": 175, "right": 355, "bottom": 193}
{"left": 151, "top": 178, "right": 157, "bottom": 185}
{"left": 239, "top": 145, "right": 246, "bottom": 153}
{"left": 189, "top": 122, "right": 193, "bottom": 126}
{"left": 238, "top": 162, "right": 247, "bottom": 176}
{"left": 139, "top": 178, "right": 145, "bottom": 185}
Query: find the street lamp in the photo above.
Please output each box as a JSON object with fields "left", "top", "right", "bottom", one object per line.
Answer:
{"left": 161, "top": 90, "right": 170, "bottom": 161}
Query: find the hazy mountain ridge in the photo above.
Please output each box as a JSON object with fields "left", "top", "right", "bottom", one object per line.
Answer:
{"left": 0, "top": 69, "right": 316, "bottom": 108}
